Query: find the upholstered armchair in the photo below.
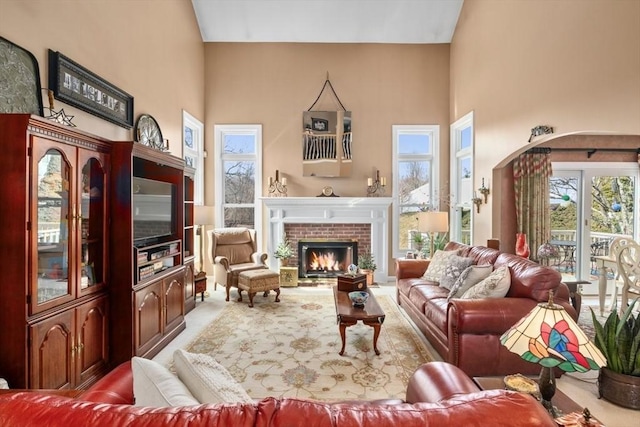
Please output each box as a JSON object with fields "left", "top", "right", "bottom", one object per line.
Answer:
{"left": 207, "top": 227, "right": 268, "bottom": 302}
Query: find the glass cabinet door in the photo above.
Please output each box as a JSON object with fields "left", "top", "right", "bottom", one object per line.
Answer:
{"left": 79, "top": 153, "right": 107, "bottom": 293}
{"left": 35, "top": 147, "right": 74, "bottom": 311}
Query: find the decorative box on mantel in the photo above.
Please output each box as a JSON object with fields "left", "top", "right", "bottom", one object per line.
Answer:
{"left": 262, "top": 197, "right": 393, "bottom": 283}
{"left": 337, "top": 274, "right": 367, "bottom": 292}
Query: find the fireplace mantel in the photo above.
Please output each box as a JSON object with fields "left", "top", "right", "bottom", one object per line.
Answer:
{"left": 262, "top": 197, "right": 393, "bottom": 281}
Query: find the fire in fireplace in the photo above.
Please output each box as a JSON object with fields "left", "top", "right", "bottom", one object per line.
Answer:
{"left": 298, "top": 240, "right": 358, "bottom": 278}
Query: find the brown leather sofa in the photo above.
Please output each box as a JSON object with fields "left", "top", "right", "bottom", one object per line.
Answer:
{"left": 396, "top": 241, "right": 577, "bottom": 377}
{"left": 0, "top": 361, "right": 556, "bottom": 426}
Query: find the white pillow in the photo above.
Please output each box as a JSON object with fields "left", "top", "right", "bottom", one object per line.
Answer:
{"left": 173, "top": 349, "right": 252, "bottom": 404}
{"left": 439, "top": 255, "right": 474, "bottom": 290}
{"left": 447, "top": 264, "right": 493, "bottom": 300}
{"left": 460, "top": 265, "right": 511, "bottom": 299}
{"left": 131, "top": 356, "right": 199, "bottom": 407}
{"left": 421, "top": 250, "right": 460, "bottom": 282}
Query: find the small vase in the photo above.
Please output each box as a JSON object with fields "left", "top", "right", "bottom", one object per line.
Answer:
{"left": 279, "top": 258, "right": 289, "bottom": 267}
{"left": 516, "top": 233, "right": 530, "bottom": 258}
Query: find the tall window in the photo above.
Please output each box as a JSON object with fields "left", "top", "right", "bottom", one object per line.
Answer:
{"left": 214, "top": 125, "right": 262, "bottom": 236}
{"left": 450, "top": 112, "right": 474, "bottom": 244}
{"left": 392, "top": 125, "right": 440, "bottom": 255}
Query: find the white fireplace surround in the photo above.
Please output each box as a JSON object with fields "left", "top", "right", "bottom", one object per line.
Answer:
{"left": 262, "top": 197, "right": 393, "bottom": 282}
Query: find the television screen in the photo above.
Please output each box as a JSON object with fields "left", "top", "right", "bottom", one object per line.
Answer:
{"left": 132, "top": 177, "right": 176, "bottom": 242}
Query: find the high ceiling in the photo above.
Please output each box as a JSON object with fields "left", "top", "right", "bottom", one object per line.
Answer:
{"left": 191, "top": 0, "right": 464, "bottom": 44}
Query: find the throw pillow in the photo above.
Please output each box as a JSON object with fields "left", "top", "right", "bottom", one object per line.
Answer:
{"left": 460, "top": 265, "right": 511, "bottom": 299}
{"left": 447, "top": 264, "right": 494, "bottom": 300}
{"left": 173, "top": 349, "right": 252, "bottom": 404}
{"left": 439, "top": 255, "right": 474, "bottom": 290}
{"left": 422, "top": 250, "right": 460, "bottom": 282}
{"left": 131, "top": 356, "right": 199, "bottom": 407}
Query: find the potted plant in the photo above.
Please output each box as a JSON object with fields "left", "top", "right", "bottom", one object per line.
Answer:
{"left": 274, "top": 235, "right": 294, "bottom": 266}
{"left": 412, "top": 232, "right": 425, "bottom": 252}
{"left": 357, "top": 250, "right": 377, "bottom": 285}
{"left": 590, "top": 299, "right": 640, "bottom": 409}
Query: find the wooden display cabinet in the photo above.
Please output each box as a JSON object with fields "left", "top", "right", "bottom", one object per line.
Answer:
{"left": 110, "top": 142, "right": 186, "bottom": 364}
{"left": 183, "top": 167, "right": 196, "bottom": 312}
{"left": 29, "top": 295, "right": 108, "bottom": 389}
{"left": 0, "top": 115, "right": 110, "bottom": 389}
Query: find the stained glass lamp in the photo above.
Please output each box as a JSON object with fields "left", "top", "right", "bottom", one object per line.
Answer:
{"left": 500, "top": 291, "right": 606, "bottom": 415}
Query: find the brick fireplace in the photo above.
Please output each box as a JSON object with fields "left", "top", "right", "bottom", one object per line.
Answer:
{"left": 262, "top": 197, "right": 392, "bottom": 281}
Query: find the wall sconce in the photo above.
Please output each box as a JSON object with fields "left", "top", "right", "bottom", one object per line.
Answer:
{"left": 268, "top": 170, "right": 288, "bottom": 197}
{"left": 367, "top": 170, "right": 386, "bottom": 197}
{"left": 472, "top": 192, "right": 483, "bottom": 213}
{"left": 478, "top": 178, "right": 490, "bottom": 203}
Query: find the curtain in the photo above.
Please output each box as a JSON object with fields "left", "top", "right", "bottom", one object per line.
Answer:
{"left": 513, "top": 148, "right": 552, "bottom": 260}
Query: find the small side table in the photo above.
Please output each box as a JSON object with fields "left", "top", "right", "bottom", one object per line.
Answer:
{"left": 562, "top": 280, "right": 588, "bottom": 314}
{"left": 194, "top": 272, "right": 207, "bottom": 302}
{"left": 473, "top": 376, "right": 602, "bottom": 424}
{"left": 279, "top": 266, "right": 298, "bottom": 287}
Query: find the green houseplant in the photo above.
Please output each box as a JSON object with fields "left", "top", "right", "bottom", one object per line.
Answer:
{"left": 590, "top": 298, "right": 640, "bottom": 409}
{"left": 274, "top": 236, "right": 294, "bottom": 266}
{"left": 357, "top": 250, "right": 376, "bottom": 285}
{"left": 412, "top": 232, "right": 425, "bottom": 252}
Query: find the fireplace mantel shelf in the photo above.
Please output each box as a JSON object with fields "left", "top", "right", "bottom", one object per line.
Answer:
{"left": 262, "top": 197, "right": 393, "bottom": 206}
{"left": 261, "top": 197, "right": 392, "bottom": 281}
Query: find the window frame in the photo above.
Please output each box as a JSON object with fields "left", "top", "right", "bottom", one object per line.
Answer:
{"left": 213, "top": 124, "right": 263, "bottom": 243}
{"left": 182, "top": 110, "right": 204, "bottom": 205}
{"left": 450, "top": 111, "right": 474, "bottom": 244}
{"left": 392, "top": 124, "right": 440, "bottom": 257}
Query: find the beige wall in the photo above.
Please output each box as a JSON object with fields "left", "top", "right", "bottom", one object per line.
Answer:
{"left": 203, "top": 42, "right": 451, "bottom": 203}
{"left": 1, "top": 0, "right": 205, "bottom": 155}
{"left": 451, "top": 0, "right": 640, "bottom": 248}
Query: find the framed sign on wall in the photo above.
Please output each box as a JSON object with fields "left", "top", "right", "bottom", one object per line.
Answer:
{"left": 48, "top": 50, "right": 134, "bottom": 128}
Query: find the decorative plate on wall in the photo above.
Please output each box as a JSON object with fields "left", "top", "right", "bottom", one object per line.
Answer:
{"left": 0, "top": 36, "right": 43, "bottom": 116}
{"left": 134, "top": 114, "right": 163, "bottom": 149}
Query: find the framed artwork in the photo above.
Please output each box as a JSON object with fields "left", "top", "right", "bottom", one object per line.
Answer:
{"left": 48, "top": 50, "right": 134, "bottom": 128}
{"left": 311, "top": 117, "right": 329, "bottom": 132}
{"left": 183, "top": 110, "right": 204, "bottom": 205}
{"left": 0, "top": 36, "right": 43, "bottom": 116}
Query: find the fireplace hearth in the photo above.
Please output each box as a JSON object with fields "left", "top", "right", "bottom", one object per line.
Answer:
{"left": 298, "top": 240, "right": 358, "bottom": 278}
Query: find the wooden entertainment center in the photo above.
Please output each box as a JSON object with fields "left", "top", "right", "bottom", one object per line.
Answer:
{"left": 0, "top": 114, "right": 196, "bottom": 389}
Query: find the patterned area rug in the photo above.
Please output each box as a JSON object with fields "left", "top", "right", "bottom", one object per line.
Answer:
{"left": 577, "top": 304, "right": 608, "bottom": 341}
{"left": 178, "top": 292, "right": 434, "bottom": 402}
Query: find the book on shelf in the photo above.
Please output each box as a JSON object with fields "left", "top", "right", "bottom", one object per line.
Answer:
{"left": 137, "top": 252, "right": 148, "bottom": 263}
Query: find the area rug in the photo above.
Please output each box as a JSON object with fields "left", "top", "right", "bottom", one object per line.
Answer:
{"left": 177, "top": 292, "right": 434, "bottom": 402}
{"left": 577, "top": 304, "right": 608, "bottom": 341}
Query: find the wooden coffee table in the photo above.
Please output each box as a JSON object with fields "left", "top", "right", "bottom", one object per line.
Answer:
{"left": 332, "top": 286, "right": 385, "bottom": 355}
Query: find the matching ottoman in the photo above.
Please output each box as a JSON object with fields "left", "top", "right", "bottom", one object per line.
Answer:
{"left": 237, "top": 269, "right": 281, "bottom": 307}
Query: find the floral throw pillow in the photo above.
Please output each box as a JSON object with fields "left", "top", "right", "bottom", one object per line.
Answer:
{"left": 447, "top": 264, "right": 494, "bottom": 300}
{"left": 439, "top": 256, "right": 474, "bottom": 290}
{"left": 460, "top": 265, "right": 511, "bottom": 299}
{"left": 421, "top": 250, "right": 460, "bottom": 283}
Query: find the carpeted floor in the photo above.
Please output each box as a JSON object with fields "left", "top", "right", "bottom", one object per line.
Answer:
{"left": 172, "top": 291, "right": 434, "bottom": 402}
{"left": 577, "top": 303, "right": 609, "bottom": 341}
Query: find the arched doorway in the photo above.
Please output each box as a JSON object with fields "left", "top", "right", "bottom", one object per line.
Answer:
{"left": 491, "top": 133, "right": 640, "bottom": 263}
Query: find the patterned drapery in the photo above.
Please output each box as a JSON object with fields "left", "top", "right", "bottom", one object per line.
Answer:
{"left": 513, "top": 149, "right": 553, "bottom": 260}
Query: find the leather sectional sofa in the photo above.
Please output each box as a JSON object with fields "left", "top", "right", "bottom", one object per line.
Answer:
{"left": 0, "top": 360, "right": 556, "bottom": 426}
{"left": 396, "top": 241, "right": 577, "bottom": 377}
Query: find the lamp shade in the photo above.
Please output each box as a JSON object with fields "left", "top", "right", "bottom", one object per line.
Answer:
{"left": 417, "top": 211, "right": 449, "bottom": 233}
{"left": 194, "top": 205, "right": 214, "bottom": 226}
{"left": 500, "top": 297, "right": 606, "bottom": 373}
